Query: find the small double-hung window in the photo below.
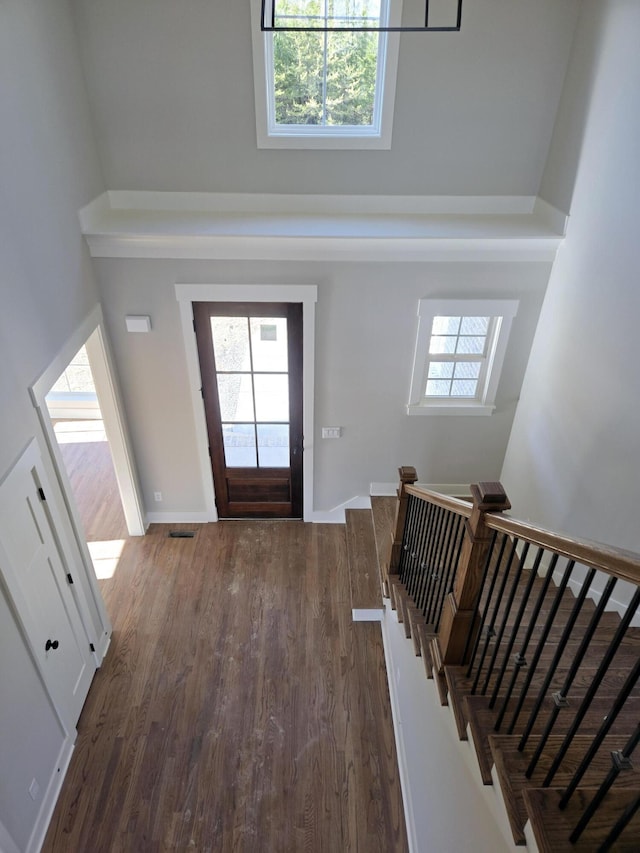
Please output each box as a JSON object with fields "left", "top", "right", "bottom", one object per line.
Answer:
{"left": 408, "top": 299, "right": 519, "bottom": 415}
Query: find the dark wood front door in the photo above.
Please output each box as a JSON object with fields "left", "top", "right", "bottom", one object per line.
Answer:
{"left": 193, "top": 302, "right": 303, "bottom": 518}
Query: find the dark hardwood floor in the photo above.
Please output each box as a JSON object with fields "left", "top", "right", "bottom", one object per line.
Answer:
{"left": 43, "top": 429, "right": 408, "bottom": 852}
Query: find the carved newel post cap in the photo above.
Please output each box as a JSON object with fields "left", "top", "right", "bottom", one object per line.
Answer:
{"left": 398, "top": 466, "right": 418, "bottom": 483}
{"left": 470, "top": 482, "right": 511, "bottom": 512}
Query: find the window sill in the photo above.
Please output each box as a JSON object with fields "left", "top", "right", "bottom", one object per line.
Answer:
{"left": 407, "top": 403, "right": 496, "bottom": 417}
{"left": 256, "top": 131, "right": 392, "bottom": 150}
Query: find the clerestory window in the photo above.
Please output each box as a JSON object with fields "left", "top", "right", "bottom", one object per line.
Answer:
{"left": 250, "top": 0, "right": 402, "bottom": 149}
{"left": 408, "top": 299, "right": 519, "bottom": 415}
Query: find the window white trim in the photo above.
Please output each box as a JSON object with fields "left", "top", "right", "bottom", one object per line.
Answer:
{"left": 250, "top": 0, "right": 401, "bottom": 149}
{"left": 407, "top": 298, "right": 519, "bottom": 416}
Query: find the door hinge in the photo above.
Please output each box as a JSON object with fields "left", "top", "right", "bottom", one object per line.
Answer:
{"left": 193, "top": 318, "right": 196, "bottom": 333}
{"left": 67, "top": 573, "right": 74, "bottom": 585}
{"left": 38, "top": 487, "right": 46, "bottom": 501}
{"left": 200, "top": 387, "right": 205, "bottom": 399}
{"left": 208, "top": 446, "right": 212, "bottom": 458}
{"left": 89, "top": 643, "right": 96, "bottom": 653}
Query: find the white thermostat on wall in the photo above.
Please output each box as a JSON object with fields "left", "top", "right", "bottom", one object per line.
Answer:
{"left": 125, "top": 315, "right": 152, "bottom": 333}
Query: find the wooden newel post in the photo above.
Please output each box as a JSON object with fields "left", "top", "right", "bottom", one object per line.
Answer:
{"left": 434, "top": 482, "right": 511, "bottom": 670}
{"left": 387, "top": 467, "right": 418, "bottom": 590}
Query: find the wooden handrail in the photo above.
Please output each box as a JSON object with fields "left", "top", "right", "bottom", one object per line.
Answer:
{"left": 392, "top": 469, "right": 640, "bottom": 671}
{"left": 405, "top": 484, "right": 473, "bottom": 519}
{"left": 402, "top": 480, "right": 640, "bottom": 586}
{"left": 485, "top": 514, "right": 640, "bottom": 587}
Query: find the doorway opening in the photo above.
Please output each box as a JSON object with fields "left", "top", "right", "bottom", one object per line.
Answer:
{"left": 30, "top": 306, "right": 145, "bottom": 630}
{"left": 46, "top": 344, "right": 128, "bottom": 580}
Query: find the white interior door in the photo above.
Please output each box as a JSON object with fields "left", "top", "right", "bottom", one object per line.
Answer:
{"left": 0, "top": 440, "right": 96, "bottom": 730}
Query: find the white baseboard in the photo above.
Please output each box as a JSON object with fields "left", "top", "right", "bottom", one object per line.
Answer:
{"left": 27, "top": 734, "right": 75, "bottom": 853}
{"left": 311, "top": 494, "right": 371, "bottom": 524}
{"left": 381, "top": 610, "right": 419, "bottom": 853}
{"left": 145, "top": 511, "right": 213, "bottom": 525}
{"left": 94, "top": 632, "right": 111, "bottom": 667}
{"left": 554, "top": 569, "right": 640, "bottom": 628}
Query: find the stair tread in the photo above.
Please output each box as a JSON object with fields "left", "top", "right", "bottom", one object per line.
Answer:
{"left": 523, "top": 787, "right": 640, "bottom": 852}
{"left": 453, "top": 673, "right": 640, "bottom": 786}
{"left": 345, "top": 508, "right": 383, "bottom": 612}
{"left": 376, "top": 490, "right": 640, "bottom": 850}
{"left": 466, "top": 693, "right": 640, "bottom": 742}
{"left": 447, "top": 651, "right": 639, "bottom": 737}
{"left": 491, "top": 734, "right": 640, "bottom": 845}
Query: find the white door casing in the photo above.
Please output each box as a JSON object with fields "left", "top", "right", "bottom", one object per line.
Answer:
{"left": 176, "top": 284, "right": 317, "bottom": 522}
{"left": 0, "top": 439, "right": 96, "bottom": 731}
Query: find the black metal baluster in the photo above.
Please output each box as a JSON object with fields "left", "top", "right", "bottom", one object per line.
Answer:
{"left": 425, "top": 505, "right": 448, "bottom": 617}
{"left": 465, "top": 531, "right": 505, "bottom": 679}
{"left": 426, "top": 508, "right": 454, "bottom": 623}
{"left": 517, "top": 563, "right": 590, "bottom": 750}
{"left": 414, "top": 501, "right": 433, "bottom": 607}
{"left": 426, "top": 509, "right": 454, "bottom": 625}
{"left": 398, "top": 494, "right": 417, "bottom": 582}
{"left": 418, "top": 504, "right": 442, "bottom": 619}
{"left": 406, "top": 498, "right": 428, "bottom": 599}
{"left": 495, "top": 552, "right": 558, "bottom": 731}
{"left": 524, "top": 574, "right": 617, "bottom": 776}
{"left": 508, "top": 557, "right": 574, "bottom": 735}
{"left": 569, "top": 724, "right": 640, "bottom": 845}
{"left": 489, "top": 546, "right": 544, "bottom": 711}
{"left": 418, "top": 503, "right": 442, "bottom": 617}
{"left": 482, "top": 539, "right": 528, "bottom": 698}
{"left": 597, "top": 793, "right": 640, "bottom": 852}
{"left": 560, "top": 655, "right": 640, "bottom": 808}
{"left": 435, "top": 515, "right": 465, "bottom": 632}
{"left": 413, "top": 500, "right": 432, "bottom": 599}
{"left": 543, "top": 587, "right": 640, "bottom": 787}
{"left": 412, "top": 500, "right": 432, "bottom": 611}
{"left": 462, "top": 525, "right": 507, "bottom": 664}
{"left": 479, "top": 538, "right": 521, "bottom": 695}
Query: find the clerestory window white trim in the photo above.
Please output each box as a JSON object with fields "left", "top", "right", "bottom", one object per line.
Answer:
{"left": 408, "top": 298, "right": 519, "bottom": 416}
{"left": 249, "top": 0, "right": 402, "bottom": 149}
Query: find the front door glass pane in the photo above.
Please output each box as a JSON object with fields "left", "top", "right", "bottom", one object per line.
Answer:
{"left": 250, "top": 318, "right": 288, "bottom": 371}
{"left": 211, "top": 317, "right": 251, "bottom": 370}
{"left": 222, "top": 424, "right": 257, "bottom": 467}
{"left": 254, "top": 374, "right": 289, "bottom": 422}
{"left": 217, "top": 374, "right": 255, "bottom": 421}
{"left": 257, "top": 424, "right": 290, "bottom": 467}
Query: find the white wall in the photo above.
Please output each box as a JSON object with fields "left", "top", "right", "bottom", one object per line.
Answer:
{"left": 382, "top": 610, "right": 512, "bottom": 852}
{"left": 0, "top": 1, "right": 106, "bottom": 848}
{"left": 71, "top": 0, "right": 579, "bottom": 196}
{"left": 501, "top": 0, "right": 640, "bottom": 567}
{"left": 0, "top": 0, "right": 104, "bottom": 475}
{"left": 93, "top": 256, "right": 550, "bottom": 516}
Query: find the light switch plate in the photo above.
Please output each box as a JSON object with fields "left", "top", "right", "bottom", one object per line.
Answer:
{"left": 322, "top": 427, "right": 342, "bottom": 439}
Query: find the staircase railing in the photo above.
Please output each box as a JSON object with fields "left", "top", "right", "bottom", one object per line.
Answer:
{"left": 386, "top": 468, "right": 640, "bottom": 850}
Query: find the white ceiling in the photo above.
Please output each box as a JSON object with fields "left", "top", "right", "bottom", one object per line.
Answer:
{"left": 71, "top": 0, "right": 581, "bottom": 196}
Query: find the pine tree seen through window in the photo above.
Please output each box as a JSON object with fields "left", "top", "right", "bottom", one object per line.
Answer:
{"left": 271, "top": 1, "right": 382, "bottom": 128}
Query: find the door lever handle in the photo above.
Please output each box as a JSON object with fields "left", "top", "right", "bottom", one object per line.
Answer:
{"left": 45, "top": 639, "right": 59, "bottom": 652}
